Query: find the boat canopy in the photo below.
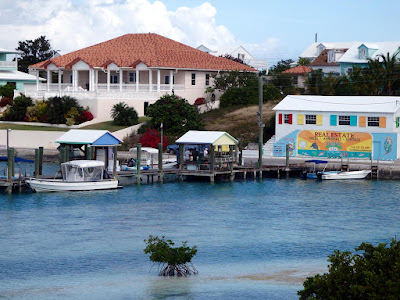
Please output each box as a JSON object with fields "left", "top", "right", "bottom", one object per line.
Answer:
{"left": 129, "top": 147, "right": 159, "bottom": 165}
{"left": 305, "top": 160, "right": 328, "bottom": 164}
{"left": 61, "top": 160, "right": 105, "bottom": 182}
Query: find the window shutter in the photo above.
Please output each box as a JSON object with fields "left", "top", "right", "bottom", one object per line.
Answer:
{"left": 316, "top": 115, "right": 323, "bottom": 125}
{"left": 279, "top": 114, "right": 283, "bottom": 124}
{"left": 330, "top": 115, "right": 337, "bottom": 126}
{"left": 396, "top": 117, "right": 400, "bottom": 128}
{"left": 297, "top": 114, "right": 304, "bottom": 125}
{"left": 350, "top": 116, "right": 357, "bottom": 126}
{"left": 359, "top": 116, "right": 366, "bottom": 127}
{"left": 289, "top": 114, "right": 293, "bottom": 124}
{"left": 379, "top": 117, "right": 386, "bottom": 128}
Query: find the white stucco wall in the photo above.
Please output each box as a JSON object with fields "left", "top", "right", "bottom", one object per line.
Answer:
{"left": 275, "top": 110, "right": 397, "bottom": 141}
{"left": 0, "top": 130, "right": 64, "bottom": 149}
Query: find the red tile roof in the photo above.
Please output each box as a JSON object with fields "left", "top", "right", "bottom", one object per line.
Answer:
{"left": 282, "top": 65, "right": 313, "bottom": 75}
{"left": 310, "top": 49, "right": 348, "bottom": 66}
{"left": 30, "top": 33, "right": 257, "bottom": 72}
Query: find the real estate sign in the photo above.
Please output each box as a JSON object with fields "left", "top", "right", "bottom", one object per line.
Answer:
{"left": 297, "top": 130, "right": 372, "bottom": 159}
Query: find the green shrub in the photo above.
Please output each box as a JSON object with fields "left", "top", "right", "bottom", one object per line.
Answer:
{"left": 0, "top": 83, "right": 15, "bottom": 98}
{"left": 46, "top": 96, "right": 83, "bottom": 124}
{"left": 4, "top": 95, "right": 33, "bottom": 121}
{"left": 146, "top": 94, "right": 204, "bottom": 136}
{"left": 298, "top": 239, "right": 400, "bottom": 299}
{"left": 263, "top": 84, "right": 282, "bottom": 101}
{"left": 111, "top": 102, "right": 138, "bottom": 126}
{"left": 144, "top": 235, "right": 198, "bottom": 277}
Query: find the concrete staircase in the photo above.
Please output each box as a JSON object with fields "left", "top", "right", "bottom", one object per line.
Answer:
{"left": 262, "top": 135, "right": 276, "bottom": 156}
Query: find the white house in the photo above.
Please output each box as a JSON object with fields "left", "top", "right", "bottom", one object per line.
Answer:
{"left": 27, "top": 33, "right": 256, "bottom": 120}
{"left": 300, "top": 41, "right": 400, "bottom": 76}
{"left": 197, "top": 45, "right": 268, "bottom": 70}
{"left": 272, "top": 95, "right": 400, "bottom": 161}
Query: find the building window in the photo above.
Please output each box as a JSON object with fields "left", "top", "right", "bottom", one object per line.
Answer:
{"left": 129, "top": 72, "right": 136, "bottom": 83}
{"left": 191, "top": 73, "right": 196, "bottom": 85}
{"left": 368, "top": 117, "right": 380, "bottom": 127}
{"left": 360, "top": 48, "right": 367, "bottom": 59}
{"left": 339, "top": 116, "right": 350, "bottom": 125}
{"left": 111, "top": 75, "right": 118, "bottom": 83}
{"left": 284, "top": 114, "right": 290, "bottom": 124}
{"left": 205, "top": 74, "right": 210, "bottom": 86}
{"left": 328, "top": 51, "right": 335, "bottom": 63}
{"left": 305, "top": 115, "right": 316, "bottom": 124}
{"left": 165, "top": 75, "right": 170, "bottom": 84}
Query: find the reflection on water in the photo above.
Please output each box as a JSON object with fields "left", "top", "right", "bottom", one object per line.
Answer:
{"left": 1, "top": 166, "right": 400, "bottom": 299}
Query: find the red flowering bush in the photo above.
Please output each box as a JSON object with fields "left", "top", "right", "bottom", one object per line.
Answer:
{"left": 194, "top": 97, "right": 206, "bottom": 106}
{"left": 0, "top": 97, "right": 13, "bottom": 107}
{"left": 139, "top": 128, "right": 168, "bottom": 149}
{"left": 77, "top": 110, "right": 94, "bottom": 123}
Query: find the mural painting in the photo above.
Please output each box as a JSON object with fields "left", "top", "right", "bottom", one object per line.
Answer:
{"left": 297, "top": 130, "right": 372, "bottom": 159}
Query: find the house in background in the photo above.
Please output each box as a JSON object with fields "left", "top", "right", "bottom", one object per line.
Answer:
{"left": 197, "top": 45, "right": 268, "bottom": 71}
{"left": 27, "top": 33, "right": 256, "bottom": 120}
{"left": 272, "top": 95, "right": 400, "bottom": 161}
{"left": 300, "top": 41, "right": 400, "bottom": 76}
{"left": 308, "top": 48, "right": 347, "bottom": 76}
{"left": 0, "top": 48, "right": 45, "bottom": 92}
{"left": 281, "top": 65, "right": 312, "bottom": 89}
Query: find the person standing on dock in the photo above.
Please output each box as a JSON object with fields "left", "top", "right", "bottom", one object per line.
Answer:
{"left": 203, "top": 147, "right": 208, "bottom": 158}
{"left": 185, "top": 148, "right": 191, "bottom": 161}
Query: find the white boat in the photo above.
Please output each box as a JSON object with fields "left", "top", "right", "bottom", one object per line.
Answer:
{"left": 25, "top": 160, "right": 119, "bottom": 192}
{"left": 121, "top": 147, "right": 177, "bottom": 170}
{"left": 302, "top": 160, "right": 340, "bottom": 179}
{"left": 320, "top": 170, "right": 371, "bottom": 180}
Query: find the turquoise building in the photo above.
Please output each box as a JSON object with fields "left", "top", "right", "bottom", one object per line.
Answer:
{"left": 0, "top": 48, "right": 44, "bottom": 92}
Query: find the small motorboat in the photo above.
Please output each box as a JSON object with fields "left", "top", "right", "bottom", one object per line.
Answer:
{"left": 301, "top": 160, "right": 340, "bottom": 179}
{"left": 121, "top": 147, "right": 177, "bottom": 170}
{"left": 319, "top": 170, "right": 371, "bottom": 180}
{"left": 25, "top": 160, "right": 119, "bottom": 192}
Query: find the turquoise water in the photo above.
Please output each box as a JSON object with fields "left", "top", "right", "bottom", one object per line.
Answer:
{"left": 1, "top": 163, "right": 400, "bottom": 299}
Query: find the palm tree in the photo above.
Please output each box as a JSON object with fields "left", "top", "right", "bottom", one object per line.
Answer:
{"left": 378, "top": 52, "right": 400, "bottom": 96}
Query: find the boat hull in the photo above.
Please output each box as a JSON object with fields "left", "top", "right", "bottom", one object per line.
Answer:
{"left": 321, "top": 170, "right": 371, "bottom": 180}
{"left": 25, "top": 178, "right": 119, "bottom": 192}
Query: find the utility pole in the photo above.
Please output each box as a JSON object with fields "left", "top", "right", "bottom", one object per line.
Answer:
{"left": 258, "top": 74, "right": 264, "bottom": 174}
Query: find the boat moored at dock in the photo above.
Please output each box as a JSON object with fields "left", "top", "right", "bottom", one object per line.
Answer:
{"left": 25, "top": 160, "right": 119, "bottom": 192}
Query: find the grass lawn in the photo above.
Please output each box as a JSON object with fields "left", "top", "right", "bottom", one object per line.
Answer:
{"left": 0, "top": 117, "right": 150, "bottom": 132}
{"left": 0, "top": 124, "right": 69, "bottom": 131}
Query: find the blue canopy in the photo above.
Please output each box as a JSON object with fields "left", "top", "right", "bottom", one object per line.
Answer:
{"left": 305, "top": 160, "right": 328, "bottom": 164}
{"left": 0, "top": 157, "right": 34, "bottom": 163}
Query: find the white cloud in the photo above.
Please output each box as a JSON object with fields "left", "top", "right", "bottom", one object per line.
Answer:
{"left": 0, "top": 0, "right": 237, "bottom": 56}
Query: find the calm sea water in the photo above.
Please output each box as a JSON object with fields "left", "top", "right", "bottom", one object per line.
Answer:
{"left": 1, "top": 162, "right": 400, "bottom": 299}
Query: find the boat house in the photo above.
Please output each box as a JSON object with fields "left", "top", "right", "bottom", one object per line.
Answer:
{"left": 273, "top": 95, "right": 400, "bottom": 161}
{"left": 56, "top": 129, "right": 122, "bottom": 171}
{"left": 175, "top": 130, "right": 239, "bottom": 170}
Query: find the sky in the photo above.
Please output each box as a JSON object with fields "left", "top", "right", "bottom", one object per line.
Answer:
{"left": 1, "top": 0, "right": 399, "bottom": 67}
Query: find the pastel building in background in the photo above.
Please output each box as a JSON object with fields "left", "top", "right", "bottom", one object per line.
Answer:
{"left": 272, "top": 95, "right": 400, "bottom": 160}
{"left": 300, "top": 41, "right": 400, "bottom": 76}
{"left": 0, "top": 48, "right": 44, "bottom": 91}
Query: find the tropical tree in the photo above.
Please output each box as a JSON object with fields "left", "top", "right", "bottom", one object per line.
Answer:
{"left": 16, "top": 36, "right": 53, "bottom": 73}
{"left": 144, "top": 235, "right": 198, "bottom": 277}
{"left": 378, "top": 52, "right": 400, "bottom": 95}
{"left": 146, "top": 94, "right": 204, "bottom": 136}
{"left": 298, "top": 239, "right": 400, "bottom": 299}
{"left": 298, "top": 57, "right": 311, "bottom": 66}
{"left": 111, "top": 102, "right": 138, "bottom": 126}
